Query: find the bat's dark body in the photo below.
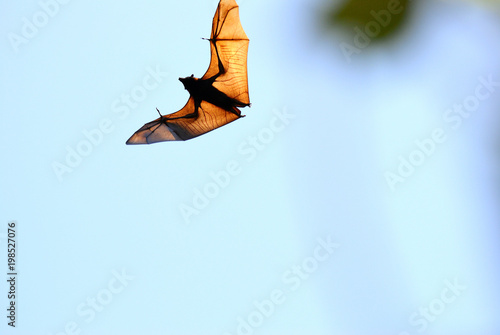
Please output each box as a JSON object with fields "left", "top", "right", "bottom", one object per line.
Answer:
{"left": 126, "top": 0, "right": 250, "bottom": 144}
{"left": 179, "top": 75, "right": 248, "bottom": 118}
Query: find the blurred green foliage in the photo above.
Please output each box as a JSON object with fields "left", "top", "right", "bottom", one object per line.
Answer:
{"left": 326, "top": 0, "right": 412, "bottom": 41}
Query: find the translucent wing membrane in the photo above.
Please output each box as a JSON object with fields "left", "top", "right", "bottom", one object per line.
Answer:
{"left": 126, "top": 98, "right": 240, "bottom": 143}
{"left": 202, "top": 0, "right": 250, "bottom": 104}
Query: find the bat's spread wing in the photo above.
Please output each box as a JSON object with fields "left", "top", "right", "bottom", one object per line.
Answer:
{"left": 202, "top": 0, "right": 250, "bottom": 105}
{"left": 125, "top": 116, "right": 183, "bottom": 144}
{"left": 125, "top": 97, "right": 240, "bottom": 144}
{"left": 168, "top": 100, "right": 241, "bottom": 140}
{"left": 126, "top": 0, "right": 249, "bottom": 145}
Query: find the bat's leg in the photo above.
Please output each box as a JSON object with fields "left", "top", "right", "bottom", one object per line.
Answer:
{"left": 228, "top": 106, "right": 245, "bottom": 118}
{"left": 226, "top": 97, "right": 250, "bottom": 117}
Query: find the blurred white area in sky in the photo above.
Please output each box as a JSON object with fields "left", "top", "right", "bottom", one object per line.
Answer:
{"left": 1, "top": 0, "right": 499, "bottom": 334}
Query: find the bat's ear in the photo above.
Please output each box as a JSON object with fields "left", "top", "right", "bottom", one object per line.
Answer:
{"left": 178, "top": 74, "right": 195, "bottom": 82}
{"left": 179, "top": 75, "right": 196, "bottom": 91}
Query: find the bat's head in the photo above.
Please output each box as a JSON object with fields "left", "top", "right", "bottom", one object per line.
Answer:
{"left": 179, "top": 74, "right": 197, "bottom": 92}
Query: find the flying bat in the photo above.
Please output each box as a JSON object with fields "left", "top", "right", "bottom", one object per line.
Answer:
{"left": 126, "top": 0, "right": 250, "bottom": 144}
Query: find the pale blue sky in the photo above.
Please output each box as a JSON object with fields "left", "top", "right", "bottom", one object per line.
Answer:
{"left": 1, "top": 0, "right": 500, "bottom": 334}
